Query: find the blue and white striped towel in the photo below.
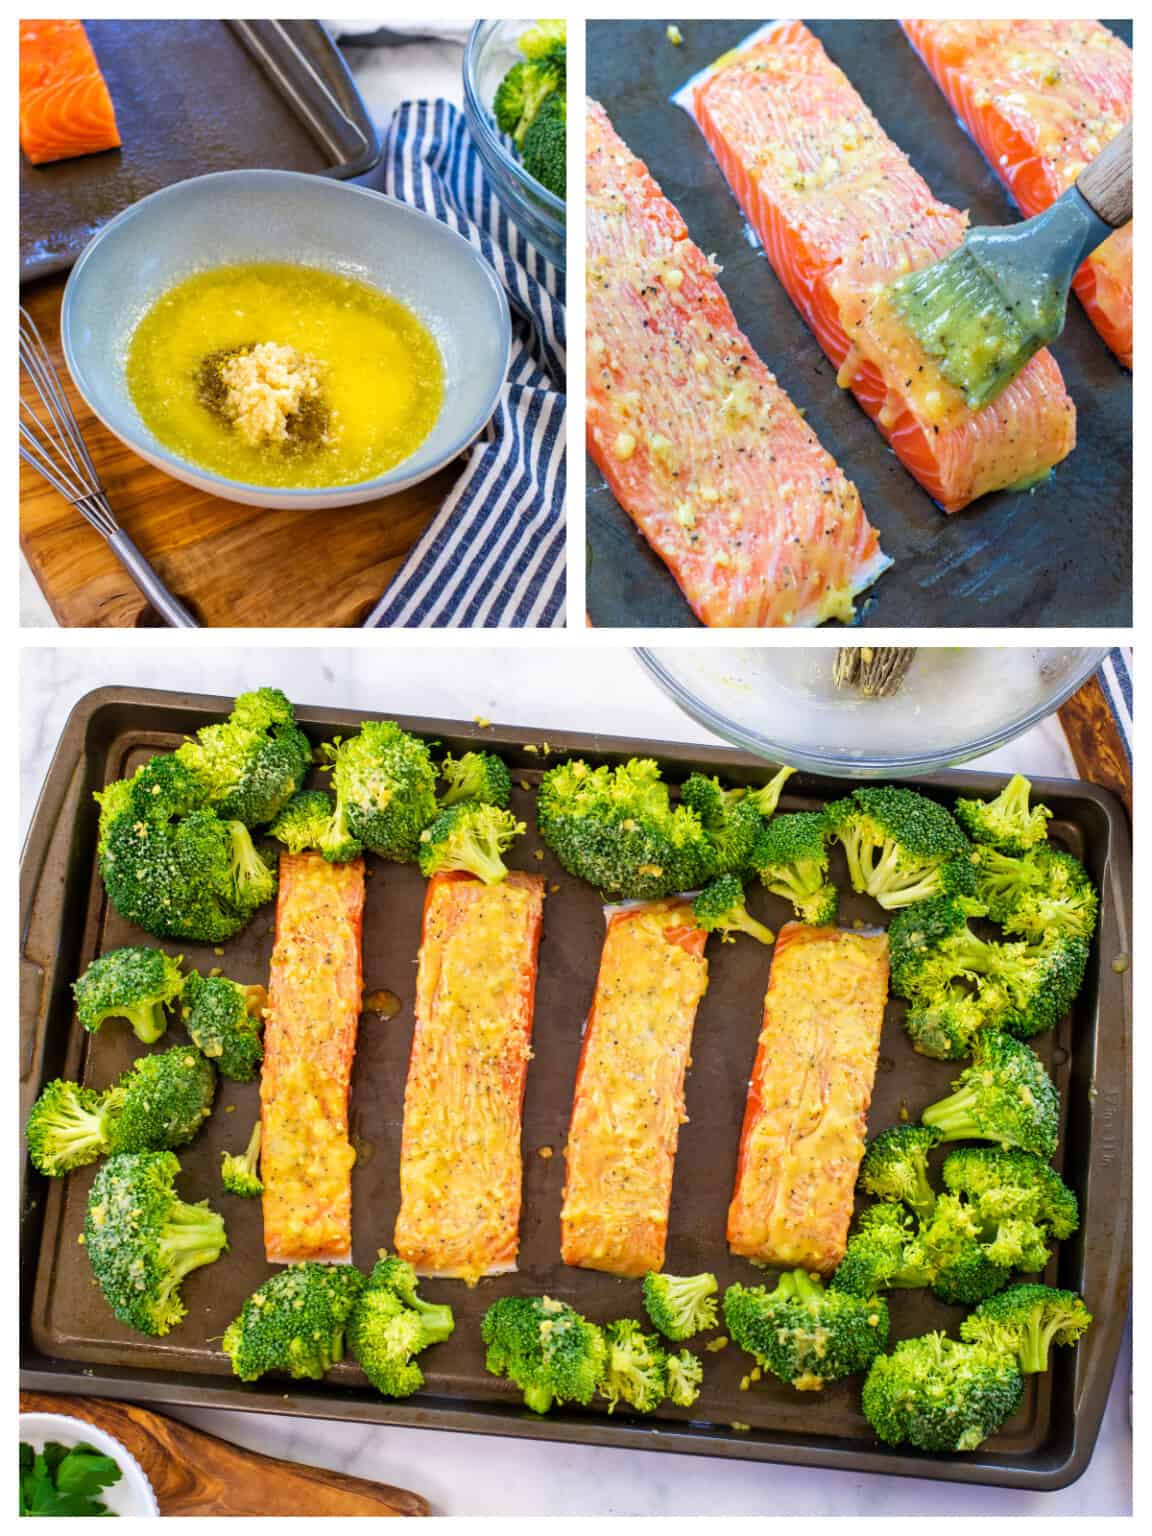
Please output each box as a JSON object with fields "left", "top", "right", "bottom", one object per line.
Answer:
{"left": 361, "top": 100, "right": 566, "bottom": 629}
{"left": 1099, "top": 648, "right": 1133, "bottom": 764}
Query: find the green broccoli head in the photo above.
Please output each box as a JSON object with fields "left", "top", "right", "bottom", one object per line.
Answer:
{"left": 941, "top": 1146, "right": 1079, "bottom": 1241}
{"left": 325, "top": 721, "right": 439, "bottom": 863}
{"left": 537, "top": 757, "right": 714, "bottom": 899}
{"left": 959, "top": 1283, "right": 1093, "bottom": 1374}
{"left": 267, "top": 789, "right": 363, "bottom": 863}
{"left": 955, "top": 775, "right": 1052, "bottom": 855}
{"left": 999, "top": 849, "right": 1098, "bottom": 944}
{"left": 182, "top": 971, "right": 266, "bottom": 1082}
{"left": 740, "top": 765, "right": 797, "bottom": 820}
{"left": 522, "top": 90, "right": 566, "bottom": 199}
{"left": 176, "top": 688, "right": 312, "bottom": 828}
{"left": 26, "top": 1080, "right": 117, "bottom": 1177}
{"left": 641, "top": 1270, "right": 719, "bottom": 1341}
{"left": 438, "top": 750, "right": 512, "bottom": 809}
{"left": 221, "top": 1120, "right": 263, "bottom": 1198}
{"left": 347, "top": 1252, "right": 455, "bottom": 1398}
{"left": 84, "top": 1151, "right": 228, "bottom": 1336}
{"left": 975, "top": 934, "right": 1090, "bottom": 1043}
{"left": 826, "top": 787, "right": 971, "bottom": 911}
{"left": 223, "top": 1262, "right": 367, "bottom": 1381}
{"left": 519, "top": 19, "right": 566, "bottom": 60}
{"left": 861, "top": 1332, "right": 1024, "bottom": 1452}
{"left": 602, "top": 1319, "right": 670, "bottom": 1414}
{"left": 723, "top": 1273, "right": 889, "bottom": 1390}
{"left": 105, "top": 1044, "right": 217, "bottom": 1154}
{"left": 921, "top": 1032, "right": 1060, "bottom": 1159}
{"left": 902, "top": 986, "right": 989, "bottom": 1061}
{"left": 692, "top": 874, "right": 775, "bottom": 946}
{"left": 72, "top": 946, "right": 185, "bottom": 1044}
{"left": 680, "top": 774, "right": 764, "bottom": 878}
{"left": 492, "top": 57, "right": 563, "bottom": 148}
{"left": 749, "top": 811, "right": 837, "bottom": 925}
{"left": 830, "top": 1204, "right": 932, "bottom": 1298}
{"left": 664, "top": 1348, "right": 703, "bottom": 1408}
{"left": 417, "top": 802, "right": 525, "bottom": 884}
{"left": 903, "top": 1194, "right": 1014, "bottom": 1305}
{"left": 482, "top": 1295, "right": 606, "bottom": 1413}
{"left": 858, "top": 1124, "right": 941, "bottom": 1221}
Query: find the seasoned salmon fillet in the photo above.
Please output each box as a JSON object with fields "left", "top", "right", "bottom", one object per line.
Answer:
{"left": 688, "top": 22, "right": 1077, "bottom": 512}
{"left": 903, "top": 19, "right": 1132, "bottom": 369}
{"left": 728, "top": 923, "right": 889, "bottom": 1274}
{"left": 586, "top": 98, "right": 890, "bottom": 627}
{"left": 561, "top": 899, "right": 709, "bottom": 1276}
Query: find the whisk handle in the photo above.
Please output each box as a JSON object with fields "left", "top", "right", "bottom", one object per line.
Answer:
{"left": 107, "top": 531, "right": 201, "bottom": 628}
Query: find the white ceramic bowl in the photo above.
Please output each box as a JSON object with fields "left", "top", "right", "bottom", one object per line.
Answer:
{"left": 61, "top": 169, "right": 511, "bottom": 509}
{"left": 20, "top": 1411, "right": 160, "bottom": 1517}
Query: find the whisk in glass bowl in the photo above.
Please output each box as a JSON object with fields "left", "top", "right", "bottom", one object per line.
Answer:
{"left": 19, "top": 308, "right": 200, "bottom": 628}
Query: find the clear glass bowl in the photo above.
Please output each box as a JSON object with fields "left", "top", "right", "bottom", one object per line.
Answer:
{"left": 635, "top": 647, "right": 1108, "bottom": 777}
{"left": 462, "top": 20, "right": 566, "bottom": 271}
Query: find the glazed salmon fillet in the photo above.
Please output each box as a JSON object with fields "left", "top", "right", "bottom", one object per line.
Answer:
{"left": 586, "top": 99, "right": 890, "bottom": 627}
{"left": 19, "top": 19, "right": 121, "bottom": 166}
{"left": 903, "top": 19, "right": 1132, "bottom": 369}
{"left": 688, "top": 22, "right": 1077, "bottom": 512}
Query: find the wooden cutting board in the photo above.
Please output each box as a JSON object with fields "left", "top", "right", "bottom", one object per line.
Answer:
{"left": 20, "top": 1392, "right": 428, "bottom": 1516}
{"left": 1059, "top": 673, "right": 1132, "bottom": 816}
{"left": 19, "top": 276, "right": 459, "bottom": 628}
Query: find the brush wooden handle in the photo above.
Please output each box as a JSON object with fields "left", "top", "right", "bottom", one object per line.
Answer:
{"left": 1077, "top": 122, "right": 1132, "bottom": 228}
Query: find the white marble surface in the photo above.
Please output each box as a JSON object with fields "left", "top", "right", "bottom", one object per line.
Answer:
{"left": 19, "top": 646, "right": 1131, "bottom": 1514}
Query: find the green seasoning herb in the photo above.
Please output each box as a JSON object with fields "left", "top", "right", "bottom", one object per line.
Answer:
{"left": 19, "top": 1439, "right": 123, "bottom": 1516}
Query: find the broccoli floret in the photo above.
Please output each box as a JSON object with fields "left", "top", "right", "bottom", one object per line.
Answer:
{"left": 692, "top": 874, "right": 775, "bottom": 946}
{"left": 959, "top": 1283, "right": 1093, "bottom": 1374}
{"left": 826, "top": 787, "right": 972, "bottom": 911}
{"left": 97, "top": 755, "right": 278, "bottom": 942}
{"left": 739, "top": 765, "right": 797, "bottom": 820}
{"left": 223, "top": 1263, "right": 366, "bottom": 1381}
{"left": 858, "top": 1124, "right": 941, "bottom": 1221}
{"left": 493, "top": 57, "right": 563, "bottom": 148}
{"left": 601, "top": 1319, "right": 670, "bottom": 1414}
{"left": 347, "top": 1252, "right": 454, "bottom": 1398}
{"left": 536, "top": 757, "right": 714, "bottom": 899}
{"left": 181, "top": 971, "right": 266, "bottom": 1081}
{"left": 664, "top": 1348, "right": 704, "bottom": 1407}
{"left": 955, "top": 775, "right": 1052, "bottom": 855}
{"left": 679, "top": 774, "right": 764, "bottom": 877}
{"left": 902, "top": 986, "right": 989, "bottom": 1061}
{"left": 176, "top": 688, "right": 312, "bottom": 828}
{"left": 903, "top": 1194, "right": 1014, "bottom": 1305}
{"left": 974, "top": 845, "right": 1098, "bottom": 944}
{"left": 72, "top": 946, "right": 185, "bottom": 1044}
{"left": 267, "top": 789, "right": 363, "bottom": 863}
{"left": 830, "top": 1205, "right": 933, "bottom": 1298}
{"left": 84, "top": 1151, "right": 227, "bottom": 1336}
{"left": 749, "top": 811, "right": 838, "bottom": 925}
{"left": 921, "top": 1032, "right": 1060, "bottom": 1159}
{"left": 520, "top": 19, "right": 566, "bottom": 60}
{"left": 25, "top": 1080, "right": 118, "bottom": 1177}
{"left": 104, "top": 1044, "right": 217, "bottom": 1154}
{"left": 482, "top": 1295, "right": 606, "bottom": 1413}
{"left": 522, "top": 90, "right": 566, "bottom": 198}
{"left": 861, "top": 1332, "right": 1024, "bottom": 1452}
{"left": 941, "top": 1147, "right": 1079, "bottom": 1241}
{"left": 323, "top": 721, "right": 439, "bottom": 863}
{"left": 641, "top": 1271, "right": 719, "bottom": 1341}
{"left": 438, "top": 750, "right": 512, "bottom": 809}
{"left": 723, "top": 1273, "right": 889, "bottom": 1390}
{"left": 221, "top": 1120, "right": 263, "bottom": 1197}
{"left": 416, "top": 802, "right": 525, "bottom": 884}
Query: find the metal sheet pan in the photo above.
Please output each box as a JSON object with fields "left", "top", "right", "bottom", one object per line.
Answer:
{"left": 586, "top": 19, "right": 1132, "bottom": 628}
{"left": 20, "top": 687, "right": 1131, "bottom": 1490}
{"left": 20, "top": 19, "right": 381, "bottom": 284}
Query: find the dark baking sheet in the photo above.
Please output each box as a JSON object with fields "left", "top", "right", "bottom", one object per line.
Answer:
{"left": 20, "top": 687, "right": 1131, "bottom": 1491}
{"left": 20, "top": 19, "right": 381, "bottom": 283}
{"left": 586, "top": 19, "right": 1133, "bottom": 629}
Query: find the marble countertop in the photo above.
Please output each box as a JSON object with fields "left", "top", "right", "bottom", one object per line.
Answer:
{"left": 19, "top": 645, "right": 1131, "bottom": 1515}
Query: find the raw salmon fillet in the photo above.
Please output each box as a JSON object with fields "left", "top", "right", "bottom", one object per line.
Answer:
{"left": 20, "top": 19, "right": 121, "bottom": 165}
{"left": 689, "top": 22, "right": 1077, "bottom": 513}
{"left": 586, "top": 98, "right": 890, "bottom": 627}
{"left": 903, "top": 19, "right": 1132, "bottom": 369}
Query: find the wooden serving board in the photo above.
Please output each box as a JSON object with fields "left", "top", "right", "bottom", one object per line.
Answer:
{"left": 20, "top": 1392, "right": 428, "bottom": 1516}
{"left": 19, "top": 276, "right": 459, "bottom": 628}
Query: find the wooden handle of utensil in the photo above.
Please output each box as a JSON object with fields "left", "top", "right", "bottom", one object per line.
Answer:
{"left": 19, "top": 1393, "right": 429, "bottom": 1517}
{"left": 1077, "top": 122, "right": 1132, "bottom": 228}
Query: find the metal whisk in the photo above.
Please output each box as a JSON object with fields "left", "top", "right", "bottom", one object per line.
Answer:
{"left": 20, "top": 307, "right": 200, "bottom": 628}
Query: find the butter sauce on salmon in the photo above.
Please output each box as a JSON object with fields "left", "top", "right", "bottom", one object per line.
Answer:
{"left": 586, "top": 98, "right": 890, "bottom": 628}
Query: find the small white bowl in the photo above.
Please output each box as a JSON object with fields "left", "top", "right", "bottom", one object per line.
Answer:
{"left": 19, "top": 1411, "right": 160, "bottom": 1518}
{"left": 61, "top": 169, "right": 512, "bottom": 510}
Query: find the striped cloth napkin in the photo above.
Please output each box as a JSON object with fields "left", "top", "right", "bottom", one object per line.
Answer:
{"left": 1099, "top": 648, "right": 1133, "bottom": 763}
{"left": 361, "top": 99, "right": 566, "bottom": 629}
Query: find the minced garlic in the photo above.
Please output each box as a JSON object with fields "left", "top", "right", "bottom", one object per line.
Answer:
{"left": 218, "top": 342, "right": 326, "bottom": 448}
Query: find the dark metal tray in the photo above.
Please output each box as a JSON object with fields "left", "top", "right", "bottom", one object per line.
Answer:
{"left": 586, "top": 18, "right": 1133, "bottom": 629}
{"left": 20, "top": 687, "right": 1131, "bottom": 1491}
{"left": 20, "top": 19, "right": 381, "bottom": 284}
